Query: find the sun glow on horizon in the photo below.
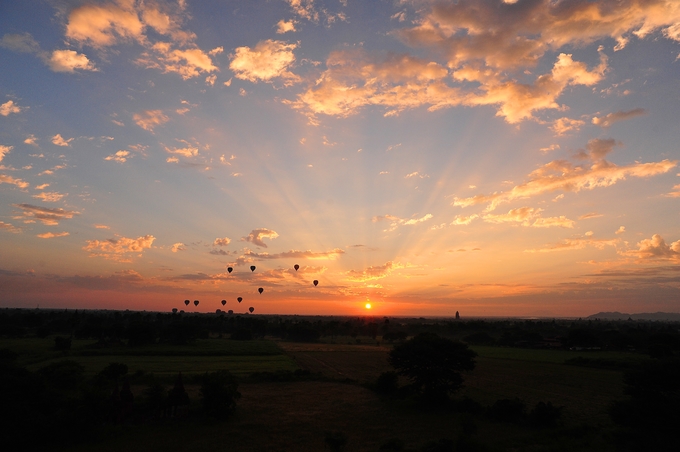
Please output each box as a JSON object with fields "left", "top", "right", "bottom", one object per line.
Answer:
{"left": 365, "top": 303, "right": 372, "bottom": 310}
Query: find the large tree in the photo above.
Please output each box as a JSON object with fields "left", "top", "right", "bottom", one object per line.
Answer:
{"left": 389, "top": 332, "right": 477, "bottom": 400}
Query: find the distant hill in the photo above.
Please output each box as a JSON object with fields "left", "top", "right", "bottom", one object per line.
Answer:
{"left": 587, "top": 311, "right": 680, "bottom": 321}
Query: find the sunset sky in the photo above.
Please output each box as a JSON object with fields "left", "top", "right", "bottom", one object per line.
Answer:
{"left": 1, "top": 0, "right": 679, "bottom": 317}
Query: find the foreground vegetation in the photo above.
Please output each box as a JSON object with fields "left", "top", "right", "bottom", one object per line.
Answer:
{"left": 1, "top": 308, "right": 679, "bottom": 451}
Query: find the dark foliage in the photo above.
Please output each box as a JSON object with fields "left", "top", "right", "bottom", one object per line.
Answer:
{"left": 487, "top": 398, "right": 527, "bottom": 423}
{"left": 286, "top": 324, "right": 321, "bottom": 342}
{"left": 389, "top": 333, "right": 476, "bottom": 401}
{"left": 324, "top": 431, "right": 347, "bottom": 452}
{"left": 610, "top": 358, "right": 680, "bottom": 451}
{"left": 529, "top": 401, "right": 563, "bottom": 428}
{"left": 374, "top": 370, "right": 399, "bottom": 395}
{"left": 230, "top": 328, "right": 253, "bottom": 340}
{"left": 54, "top": 335, "right": 72, "bottom": 351}
{"left": 200, "top": 370, "right": 240, "bottom": 418}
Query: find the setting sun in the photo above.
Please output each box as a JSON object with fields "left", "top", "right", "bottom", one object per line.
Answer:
{"left": 365, "top": 303, "right": 372, "bottom": 310}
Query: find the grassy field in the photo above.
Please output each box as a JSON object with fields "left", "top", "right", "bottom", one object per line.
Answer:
{"left": 2, "top": 336, "right": 630, "bottom": 451}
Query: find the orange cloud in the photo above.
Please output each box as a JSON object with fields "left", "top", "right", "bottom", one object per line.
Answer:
{"left": 454, "top": 141, "right": 677, "bottom": 211}
{"left": 346, "top": 261, "right": 403, "bottom": 282}
{"left": 0, "top": 100, "right": 22, "bottom": 116}
{"left": 592, "top": 108, "right": 647, "bottom": 127}
{"left": 372, "top": 213, "right": 433, "bottom": 232}
{"left": 140, "top": 43, "right": 218, "bottom": 79}
{"left": 1, "top": 174, "right": 29, "bottom": 189}
{"left": 241, "top": 228, "right": 279, "bottom": 248}
{"left": 84, "top": 234, "right": 156, "bottom": 261}
{"left": 37, "top": 231, "right": 69, "bottom": 239}
{"left": 66, "top": 3, "right": 144, "bottom": 47}
{"left": 51, "top": 134, "right": 74, "bottom": 147}
{"left": 32, "top": 192, "right": 67, "bottom": 202}
{"left": 48, "top": 50, "right": 97, "bottom": 72}
{"left": 133, "top": 110, "right": 169, "bottom": 132}
{"left": 213, "top": 237, "right": 231, "bottom": 247}
{"left": 104, "top": 150, "right": 131, "bottom": 163}
{"left": 0, "top": 221, "right": 21, "bottom": 233}
{"left": 240, "top": 248, "right": 345, "bottom": 260}
{"left": 624, "top": 234, "right": 680, "bottom": 259}
{"left": 171, "top": 242, "right": 186, "bottom": 253}
{"left": 0, "top": 145, "right": 13, "bottom": 162}
{"left": 525, "top": 236, "right": 619, "bottom": 253}
{"left": 13, "top": 203, "right": 78, "bottom": 225}
{"left": 229, "top": 40, "right": 300, "bottom": 85}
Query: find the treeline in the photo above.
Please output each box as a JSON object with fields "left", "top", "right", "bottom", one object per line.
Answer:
{"left": 0, "top": 351, "right": 241, "bottom": 449}
{"left": 2, "top": 309, "right": 680, "bottom": 357}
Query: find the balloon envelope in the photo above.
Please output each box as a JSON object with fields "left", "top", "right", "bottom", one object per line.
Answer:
{"left": 294, "top": 264, "right": 299, "bottom": 271}
{"left": 227, "top": 267, "right": 233, "bottom": 273}
{"left": 249, "top": 307, "right": 254, "bottom": 313}
{"left": 258, "top": 287, "right": 263, "bottom": 294}
{"left": 184, "top": 300, "right": 190, "bottom": 306}
{"left": 194, "top": 300, "right": 199, "bottom": 306}
{"left": 313, "top": 280, "right": 319, "bottom": 286}
{"left": 250, "top": 265, "right": 256, "bottom": 272}
{"left": 237, "top": 297, "right": 242, "bottom": 303}
{"left": 221, "top": 300, "right": 226, "bottom": 306}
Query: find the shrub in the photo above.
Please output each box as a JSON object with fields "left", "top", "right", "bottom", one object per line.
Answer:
{"left": 200, "top": 370, "right": 240, "bottom": 418}
{"left": 487, "top": 398, "right": 527, "bottom": 423}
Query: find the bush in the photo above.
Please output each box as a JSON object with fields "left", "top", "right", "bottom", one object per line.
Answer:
{"left": 375, "top": 371, "right": 399, "bottom": 395}
{"left": 529, "top": 401, "right": 563, "bottom": 428}
{"left": 54, "top": 336, "right": 72, "bottom": 351}
{"left": 487, "top": 398, "right": 527, "bottom": 423}
{"left": 200, "top": 370, "right": 240, "bottom": 418}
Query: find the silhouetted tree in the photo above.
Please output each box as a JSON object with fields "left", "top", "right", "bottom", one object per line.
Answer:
{"left": 200, "top": 370, "right": 240, "bottom": 418}
{"left": 389, "top": 333, "right": 476, "bottom": 401}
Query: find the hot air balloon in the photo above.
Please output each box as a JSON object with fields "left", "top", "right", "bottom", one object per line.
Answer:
{"left": 184, "top": 299, "right": 190, "bottom": 306}
{"left": 249, "top": 307, "right": 254, "bottom": 313}
{"left": 221, "top": 300, "right": 226, "bottom": 306}
{"left": 250, "top": 265, "right": 256, "bottom": 272}
{"left": 294, "top": 264, "right": 299, "bottom": 271}
{"left": 227, "top": 267, "right": 233, "bottom": 273}
{"left": 194, "top": 300, "right": 199, "bottom": 307}
{"left": 237, "top": 297, "right": 242, "bottom": 303}
{"left": 258, "top": 287, "right": 263, "bottom": 294}
{"left": 313, "top": 280, "right": 319, "bottom": 286}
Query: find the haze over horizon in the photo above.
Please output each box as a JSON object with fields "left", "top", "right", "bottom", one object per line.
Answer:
{"left": 1, "top": 0, "right": 679, "bottom": 317}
